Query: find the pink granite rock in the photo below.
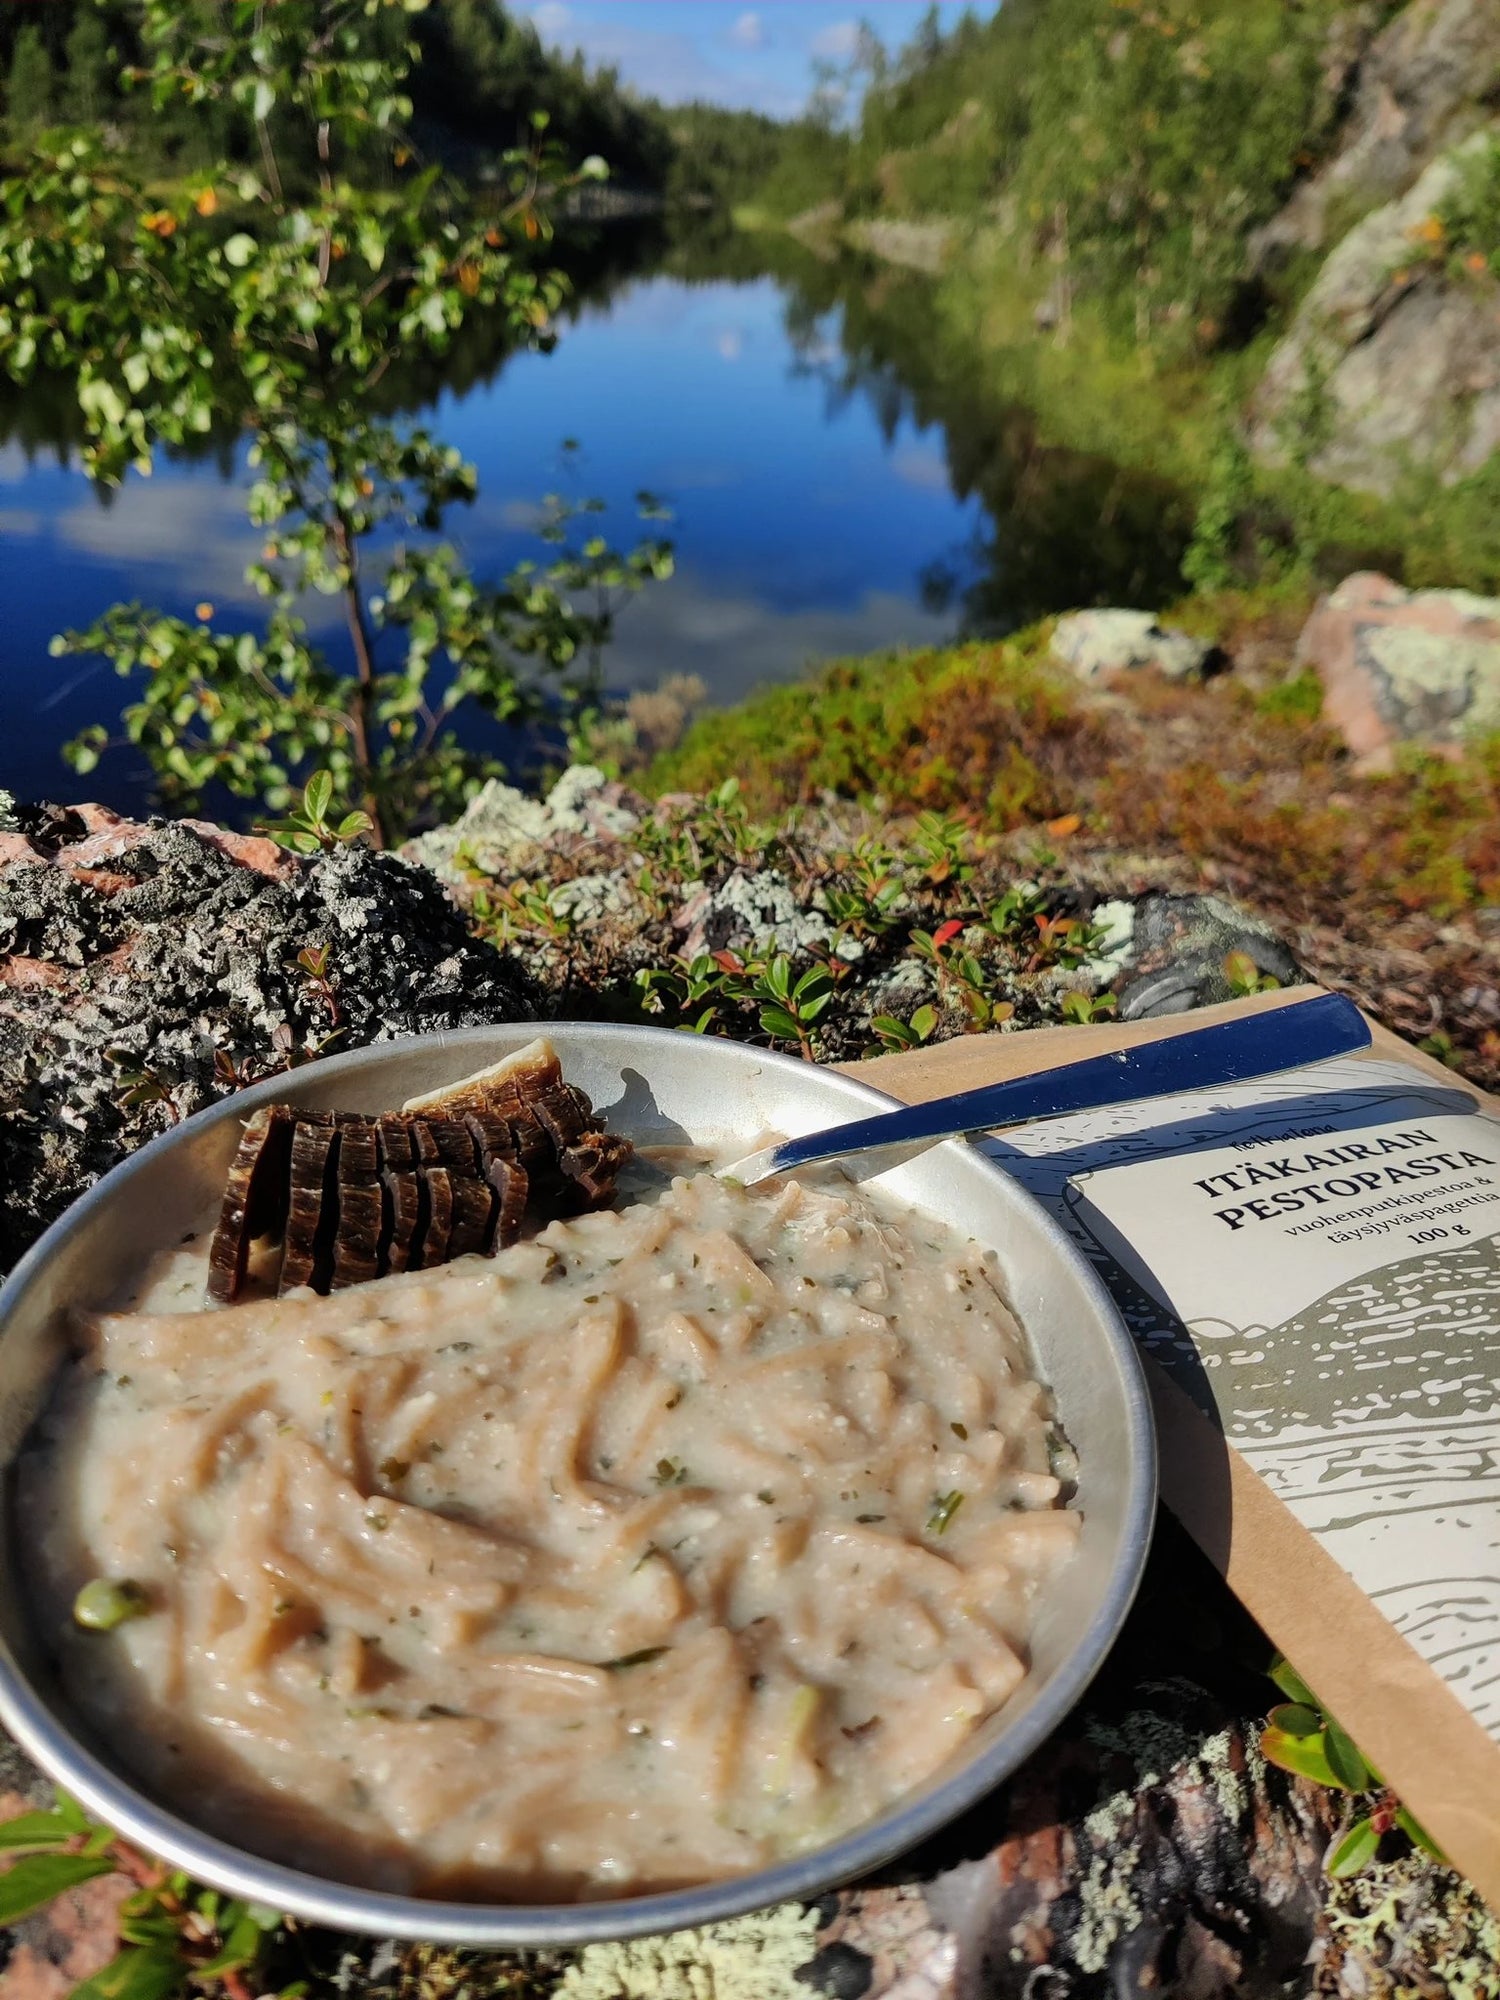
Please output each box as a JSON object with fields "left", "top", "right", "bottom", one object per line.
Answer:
{"left": 0, "top": 1792, "right": 131, "bottom": 2000}
{"left": 1295, "top": 571, "right": 1500, "bottom": 771}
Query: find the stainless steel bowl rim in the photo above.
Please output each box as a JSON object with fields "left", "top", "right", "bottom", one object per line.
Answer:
{"left": 0, "top": 1022, "right": 1156, "bottom": 1947}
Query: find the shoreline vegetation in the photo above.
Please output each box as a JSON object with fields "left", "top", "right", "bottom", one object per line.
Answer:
{"left": 4, "top": 0, "right": 1500, "bottom": 1089}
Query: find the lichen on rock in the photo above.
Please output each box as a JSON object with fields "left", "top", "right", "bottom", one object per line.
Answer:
{"left": 0, "top": 805, "right": 536, "bottom": 1275}
{"left": 1251, "top": 132, "right": 1500, "bottom": 495}
{"left": 554, "top": 1906, "right": 822, "bottom": 2000}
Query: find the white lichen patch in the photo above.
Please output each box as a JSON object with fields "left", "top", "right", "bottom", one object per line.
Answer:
{"left": 1074, "top": 899, "right": 1136, "bottom": 986}
{"left": 1323, "top": 1850, "right": 1500, "bottom": 2000}
{"left": 1071, "top": 1702, "right": 1258, "bottom": 1976}
{"left": 555, "top": 1905, "right": 821, "bottom": 2000}
{"left": 1083, "top": 1699, "right": 1199, "bottom": 1791}
{"left": 1071, "top": 1852, "right": 1145, "bottom": 1975}
{"left": 548, "top": 765, "right": 642, "bottom": 839}
{"left": 551, "top": 869, "right": 639, "bottom": 924}
{"left": 1209, "top": 1722, "right": 1257, "bottom": 1825}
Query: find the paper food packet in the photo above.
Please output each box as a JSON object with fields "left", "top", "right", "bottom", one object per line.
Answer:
{"left": 980, "top": 1055, "right": 1500, "bottom": 1902}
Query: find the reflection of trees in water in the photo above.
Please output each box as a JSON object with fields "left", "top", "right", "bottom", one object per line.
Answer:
{"left": 3, "top": 212, "right": 1191, "bottom": 637}
{"left": 0, "top": 218, "right": 668, "bottom": 475}
{"left": 742, "top": 235, "right": 1193, "bottom": 636}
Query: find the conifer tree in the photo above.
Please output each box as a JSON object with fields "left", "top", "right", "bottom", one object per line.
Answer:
{"left": 61, "top": 11, "right": 115, "bottom": 127}
{"left": 6, "top": 25, "right": 55, "bottom": 143}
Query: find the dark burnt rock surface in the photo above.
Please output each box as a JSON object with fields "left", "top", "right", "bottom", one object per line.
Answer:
{"left": 0, "top": 804, "right": 536, "bottom": 1276}
{"left": 1116, "top": 893, "right": 1302, "bottom": 1019}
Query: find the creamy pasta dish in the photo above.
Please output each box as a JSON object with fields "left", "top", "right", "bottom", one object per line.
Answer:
{"left": 21, "top": 1161, "right": 1079, "bottom": 1901}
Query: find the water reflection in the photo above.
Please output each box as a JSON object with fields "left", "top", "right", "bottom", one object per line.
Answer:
{"left": 0, "top": 219, "right": 1189, "bottom": 811}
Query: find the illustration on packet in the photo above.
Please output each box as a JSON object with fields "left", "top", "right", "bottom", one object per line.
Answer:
{"left": 980, "top": 1057, "right": 1500, "bottom": 1740}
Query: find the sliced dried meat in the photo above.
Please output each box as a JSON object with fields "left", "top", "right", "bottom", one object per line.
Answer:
{"left": 206, "top": 1106, "right": 295, "bottom": 1305}
{"left": 560, "top": 1130, "right": 634, "bottom": 1209}
{"left": 377, "top": 1114, "right": 427, "bottom": 1275}
{"left": 401, "top": 1038, "right": 560, "bottom": 1119}
{"left": 421, "top": 1117, "right": 494, "bottom": 1259}
{"left": 208, "top": 1041, "right": 633, "bottom": 1304}
{"left": 526, "top": 1081, "right": 594, "bottom": 1156}
{"left": 411, "top": 1122, "right": 455, "bottom": 1266}
{"left": 278, "top": 1115, "right": 340, "bottom": 1296}
{"left": 465, "top": 1111, "right": 530, "bottom": 1250}
{"left": 330, "top": 1123, "right": 383, "bottom": 1291}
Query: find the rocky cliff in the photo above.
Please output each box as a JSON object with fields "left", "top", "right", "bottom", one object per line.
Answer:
{"left": 1250, "top": 0, "right": 1500, "bottom": 494}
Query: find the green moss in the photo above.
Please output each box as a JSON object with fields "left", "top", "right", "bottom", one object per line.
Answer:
{"left": 1436, "top": 135, "right": 1500, "bottom": 271}
{"left": 644, "top": 595, "right": 1500, "bottom": 940}
{"left": 646, "top": 631, "right": 1089, "bottom": 821}
{"left": 1255, "top": 669, "right": 1324, "bottom": 723}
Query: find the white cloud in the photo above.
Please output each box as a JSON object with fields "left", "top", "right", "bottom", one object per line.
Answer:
{"left": 811, "top": 19, "right": 860, "bottom": 59}
{"left": 727, "top": 11, "right": 766, "bottom": 50}
{"left": 590, "top": 565, "right": 955, "bottom": 706}
{"left": 494, "top": 497, "right": 548, "bottom": 532}
{"left": 52, "top": 478, "right": 265, "bottom": 604}
{"left": 891, "top": 444, "right": 951, "bottom": 492}
{"left": 652, "top": 459, "right": 743, "bottom": 492}
{"left": 523, "top": 12, "right": 803, "bottom": 114}
{"left": 716, "top": 329, "right": 744, "bottom": 363}
{"left": 529, "top": 2, "right": 573, "bottom": 41}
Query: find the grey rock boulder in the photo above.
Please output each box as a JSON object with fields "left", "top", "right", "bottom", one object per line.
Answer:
{"left": 1114, "top": 895, "right": 1303, "bottom": 1020}
{"left": 402, "top": 765, "right": 644, "bottom": 889}
{"left": 1250, "top": 131, "right": 1500, "bottom": 495}
{"left": 1296, "top": 570, "right": 1500, "bottom": 767}
{"left": 1251, "top": 0, "right": 1500, "bottom": 264}
{"left": 0, "top": 809, "right": 537, "bottom": 1276}
{"left": 1050, "top": 610, "right": 1216, "bottom": 685}
{"left": 675, "top": 868, "right": 841, "bottom": 962}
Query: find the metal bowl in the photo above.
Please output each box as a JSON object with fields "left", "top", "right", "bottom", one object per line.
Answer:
{"left": 0, "top": 1023, "right": 1154, "bottom": 1947}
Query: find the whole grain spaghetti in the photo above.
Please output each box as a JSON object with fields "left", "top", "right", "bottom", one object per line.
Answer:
{"left": 21, "top": 1163, "right": 1078, "bottom": 1901}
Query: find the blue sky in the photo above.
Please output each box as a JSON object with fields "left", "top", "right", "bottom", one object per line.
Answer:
{"left": 525, "top": 1, "right": 984, "bottom": 117}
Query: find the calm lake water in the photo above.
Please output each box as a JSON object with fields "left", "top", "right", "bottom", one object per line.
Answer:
{"left": 0, "top": 232, "right": 1191, "bottom": 814}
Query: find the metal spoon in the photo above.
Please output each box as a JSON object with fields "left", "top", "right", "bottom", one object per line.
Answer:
{"left": 723, "top": 992, "right": 1371, "bottom": 1186}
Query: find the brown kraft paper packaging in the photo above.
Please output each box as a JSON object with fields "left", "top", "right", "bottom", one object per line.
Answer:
{"left": 847, "top": 1001, "right": 1500, "bottom": 1903}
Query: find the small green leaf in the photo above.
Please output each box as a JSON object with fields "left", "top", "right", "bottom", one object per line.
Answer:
{"left": 303, "top": 769, "right": 333, "bottom": 823}
{"left": 194, "top": 1906, "right": 262, "bottom": 1977}
{"left": 222, "top": 233, "right": 257, "bottom": 268}
{"left": 1323, "top": 1720, "right": 1375, "bottom": 1793}
{"left": 1267, "top": 1702, "right": 1321, "bottom": 1740}
{"left": 771, "top": 961, "right": 796, "bottom": 1002}
{"left": 871, "top": 1015, "right": 916, "bottom": 1047}
{"left": 1326, "top": 1815, "right": 1380, "bottom": 1879}
{"left": 1268, "top": 1654, "right": 1318, "bottom": 1708}
{"left": 758, "top": 1006, "right": 802, "bottom": 1044}
{"left": 1394, "top": 1805, "right": 1446, "bottom": 1861}
{"left": 0, "top": 1809, "right": 74, "bottom": 1853}
{"left": 69, "top": 1942, "right": 184, "bottom": 2000}
{"left": 1260, "top": 1725, "right": 1344, "bottom": 1790}
{"left": 0, "top": 1851, "right": 115, "bottom": 1924}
